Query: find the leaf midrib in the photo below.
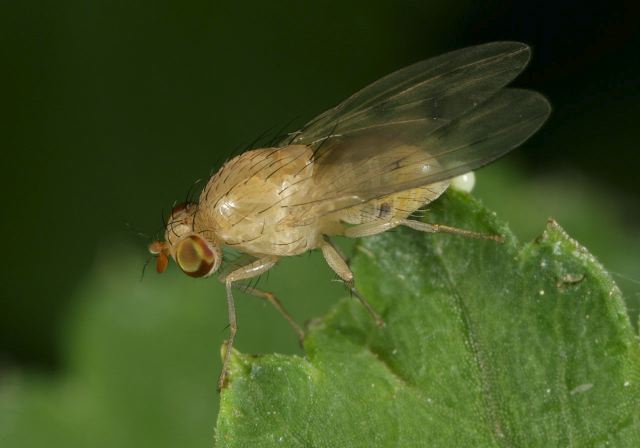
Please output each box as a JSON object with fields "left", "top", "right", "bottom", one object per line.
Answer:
{"left": 430, "top": 237, "right": 514, "bottom": 448}
{"left": 346, "top": 236, "right": 512, "bottom": 446}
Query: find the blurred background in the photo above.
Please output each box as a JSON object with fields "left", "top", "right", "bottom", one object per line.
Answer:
{"left": 1, "top": 0, "right": 638, "bottom": 446}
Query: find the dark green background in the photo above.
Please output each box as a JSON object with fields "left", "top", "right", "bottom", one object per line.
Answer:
{"left": 1, "top": 0, "right": 638, "bottom": 381}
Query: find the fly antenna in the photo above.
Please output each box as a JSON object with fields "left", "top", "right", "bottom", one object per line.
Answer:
{"left": 140, "top": 256, "right": 152, "bottom": 282}
{"left": 124, "top": 222, "right": 150, "bottom": 239}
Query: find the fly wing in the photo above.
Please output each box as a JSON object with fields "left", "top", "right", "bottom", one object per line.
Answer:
{"left": 280, "top": 41, "right": 532, "bottom": 147}
{"left": 276, "top": 42, "right": 550, "bottom": 221}
{"left": 283, "top": 88, "right": 550, "bottom": 220}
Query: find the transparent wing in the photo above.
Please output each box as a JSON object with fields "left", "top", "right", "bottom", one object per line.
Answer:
{"left": 280, "top": 41, "right": 532, "bottom": 147}
{"left": 283, "top": 88, "right": 551, "bottom": 220}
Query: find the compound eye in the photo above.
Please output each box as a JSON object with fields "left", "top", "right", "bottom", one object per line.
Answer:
{"left": 175, "top": 235, "right": 218, "bottom": 278}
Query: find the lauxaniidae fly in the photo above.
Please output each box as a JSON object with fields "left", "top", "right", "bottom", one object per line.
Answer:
{"left": 148, "top": 42, "right": 551, "bottom": 390}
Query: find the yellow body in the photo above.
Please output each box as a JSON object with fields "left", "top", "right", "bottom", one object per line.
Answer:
{"left": 193, "top": 144, "right": 449, "bottom": 257}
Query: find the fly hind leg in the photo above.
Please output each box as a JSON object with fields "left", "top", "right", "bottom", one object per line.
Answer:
{"left": 400, "top": 219, "right": 503, "bottom": 242}
{"left": 343, "top": 219, "right": 402, "bottom": 238}
{"left": 344, "top": 218, "right": 502, "bottom": 242}
{"left": 320, "top": 235, "right": 385, "bottom": 327}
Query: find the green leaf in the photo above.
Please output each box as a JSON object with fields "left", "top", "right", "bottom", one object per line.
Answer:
{"left": 216, "top": 190, "right": 640, "bottom": 447}
{"left": 474, "top": 164, "right": 640, "bottom": 323}
{"left": 2, "top": 188, "right": 638, "bottom": 448}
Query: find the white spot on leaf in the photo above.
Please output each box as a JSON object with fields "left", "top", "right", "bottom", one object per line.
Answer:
{"left": 570, "top": 383, "right": 593, "bottom": 395}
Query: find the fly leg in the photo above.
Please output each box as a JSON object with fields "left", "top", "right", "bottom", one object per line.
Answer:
{"left": 320, "top": 235, "right": 385, "bottom": 327}
{"left": 344, "top": 219, "right": 402, "bottom": 238}
{"left": 218, "top": 256, "right": 279, "bottom": 391}
{"left": 400, "top": 219, "right": 503, "bottom": 242}
{"left": 223, "top": 255, "right": 303, "bottom": 341}
{"left": 345, "top": 218, "right": 502, "bottom": 242}
{"left": 231, "top": 284, "right": 304, "bottom": 343}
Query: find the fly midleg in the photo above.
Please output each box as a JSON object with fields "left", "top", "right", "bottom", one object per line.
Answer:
{"left": 320, "top": 236, "right": 385, "bottom": 327}
{"left": 219, "top": 256, "right": 279, "bottom": 390}
{"left": 231, "top": 284, "right": 304, "bottom": 342}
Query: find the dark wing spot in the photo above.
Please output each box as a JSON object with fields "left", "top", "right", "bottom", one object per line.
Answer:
{"left": 377, "top": 202, "right": 392, "bottom": 218}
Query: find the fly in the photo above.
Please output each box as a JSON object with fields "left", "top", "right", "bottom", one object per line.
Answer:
{"left": 148, "top": 41, "right": 551, "bottom": 390}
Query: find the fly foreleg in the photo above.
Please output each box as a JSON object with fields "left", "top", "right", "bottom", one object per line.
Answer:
{"left": 218, "top": 256, "right": 279, "bottom": 391}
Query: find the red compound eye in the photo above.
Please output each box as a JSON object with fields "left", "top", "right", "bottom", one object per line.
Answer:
{"left": 175, "top": 235, "right": 219, "bottom": 278}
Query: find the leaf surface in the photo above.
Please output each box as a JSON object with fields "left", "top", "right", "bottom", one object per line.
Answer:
{"left": 217, "top": 191, "right": 640, "bottom": 447}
